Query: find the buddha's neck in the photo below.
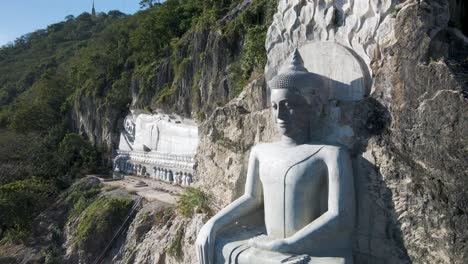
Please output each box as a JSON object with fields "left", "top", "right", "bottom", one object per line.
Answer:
{"left": 280, "top": 133, "right": 308, "bottom": 146}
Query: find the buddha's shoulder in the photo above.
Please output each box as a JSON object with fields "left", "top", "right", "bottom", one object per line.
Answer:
{"left": 312, "top": 144, "right": 350, "bottom": 155}
{"left": 250, "top": 142, "right": 289, "bottom": 156}
{"left": 250, "top": 142, "right": 273, "bottom": 154}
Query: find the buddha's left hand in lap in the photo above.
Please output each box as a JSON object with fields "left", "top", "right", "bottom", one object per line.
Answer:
{"left": 248, "top": 235, "right": 291, "bottom": 252}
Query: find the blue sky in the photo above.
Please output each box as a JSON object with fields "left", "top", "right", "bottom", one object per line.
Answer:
{"left": 0, "top": 0, "right": 142, "bottom": 46}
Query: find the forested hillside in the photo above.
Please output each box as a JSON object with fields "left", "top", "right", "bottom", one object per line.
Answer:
{"left": 0, "top": 0, "right": 275, "bottom": 246}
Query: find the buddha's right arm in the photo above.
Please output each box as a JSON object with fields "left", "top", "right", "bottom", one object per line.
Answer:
{"left": 209, "top": 147, "right": 263, "bottom": 233}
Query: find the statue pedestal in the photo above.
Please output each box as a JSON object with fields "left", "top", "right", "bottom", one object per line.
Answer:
{"left": 214, "top": 212, "right": 351, "bottom": 264}
{"left": 217, "top": 229, "right": 350, "bottom": 263}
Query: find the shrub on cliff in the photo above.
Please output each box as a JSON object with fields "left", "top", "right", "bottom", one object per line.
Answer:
{"left": 177, "top": 188, "right": 210, "bottom": 217}
{"left": 62, "top": 177, "right": 103, "bottom": 224}
{"left": 72, "top": 195, "right": 133, "bottom": 249}
{"left": 0, "top": 178, "right": 55, "bottom": 242}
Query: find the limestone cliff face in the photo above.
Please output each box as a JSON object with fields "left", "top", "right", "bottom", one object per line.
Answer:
{"left": 366, "top": 1, "right": 467, "bottom": 262}
{"left": 71, "top": 93, "right": 124, "bottom": 149}
{"left": 195, "top": 0, "right": 467, "bottom": 263}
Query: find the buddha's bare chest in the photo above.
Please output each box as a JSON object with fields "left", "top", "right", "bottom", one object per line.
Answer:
{"left": 257, "top": 145, "right": 325, "bottom": 186}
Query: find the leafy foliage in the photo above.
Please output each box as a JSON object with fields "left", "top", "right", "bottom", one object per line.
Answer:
{"left": 72, "top": 196, "right": 133, "bottom": 247}
{"left": 177, "top": 188, "right": 210, "bottom": 217}
{"left": 0, "top": 0, "right": 274, "bottom": 134}
{"left": 62, "top": 177, "right": 103, "bottom": 223}
{"left": 0, "top": 12, "right": 122, "bottom": 208}
{"left": 223, "top": 0, "right": 277, "bottom": 96}
{"left": 167, "top": 226, "right": 184, "bottom": 258}
{"left": 155, "top": 83, "right": 177, "bottom": 104}
{"left": 154, "top": 207, "right": 175, "bottom": 225}
{"left": 0, "top": 178, "right": 55, "bottom": 242}
{"left": 140, "top": 0, "right": 161, "bottom": 9}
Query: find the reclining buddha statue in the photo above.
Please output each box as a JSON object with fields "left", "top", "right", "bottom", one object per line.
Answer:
{"left": 196, "top": 49, "right": 356, "bottom": 264}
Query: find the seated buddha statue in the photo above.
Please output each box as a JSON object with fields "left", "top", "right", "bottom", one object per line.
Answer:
{"left": 195, "top": 50, "right": 356, "bottom": 264}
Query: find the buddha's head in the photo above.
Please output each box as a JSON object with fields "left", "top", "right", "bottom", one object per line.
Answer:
{"left": 268, "top": 49, "right": 326, "bottom": 141}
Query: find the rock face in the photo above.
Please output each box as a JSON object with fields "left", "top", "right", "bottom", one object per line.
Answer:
{"left": 365, "top": 1, "right": 467, "bottom": 262}
{"left": 71, "top": 93, "right": 124, "bottom": 148}
{"left": 195, "top": 0, "right": 467, "bottom": 263}
{"left": 112, "top": 201, "right": 203, "bottom": 264}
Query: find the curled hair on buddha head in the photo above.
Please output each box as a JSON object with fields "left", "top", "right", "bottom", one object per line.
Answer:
{"left": 268, "top": 49, "right": 327, "bottom": 106}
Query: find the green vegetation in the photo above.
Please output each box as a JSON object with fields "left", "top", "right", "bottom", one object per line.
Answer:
{"left": 177, "top": 188, "right": 210, "bottom": 217}
{"left": 222, "top": 0, "right": 277, "bottom": 97}
{"left": 174, "top": 57, "right": 191, "bottom": 81}
{"left": 0, "top": 178, "right": 55, "bottom": 242}
{"left": 155, "top": 83, "right": 177, "bottom": 104}
{"left": 0, "top": 129, "right": 41, "bottom": 184}
{"left": 193, "top": 111, "right": 206, "bottom": 122}
{"left": 139, "top": 0, "right": 161, "bottom": 9}
{"left": 389, "top": 5, "right": 402, "bottom": 18}
{"left": 62, "top": 178, "right": 103, "bottom": 223}
{"left": 42, "top": 245, "right": 62, "bottom": 264}
{"left": 154, "top": 207, "right": 175, "bottom": 225}
{"left": 0, "top": 0, "right": 257, "bottom": 133}
{"left": 167, "top": 226, "right": 184, "bottom": 258}
{"left": 73, "top": 195, "right": 133, "bottom": 247}
{"left": 0, "top": 11, "right": 116, "bottom": 242}
{"left": 102, "top": 185, "right": 121, "bottom": 192}
{"left": 0, "top": 0, "right": 276, "bottom": 143}
{"left": 191, "top": 70, "right": 202, "bottom": 116}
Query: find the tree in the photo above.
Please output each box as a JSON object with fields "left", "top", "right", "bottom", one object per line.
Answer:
{"left": 108, "top": 10, "right": 126, "bottom": 19}
{"left": 0, "top": 178, "right": 53, "bottom": 241}
{"left": 139, "top": 0, "right": 161, "bottom": 9}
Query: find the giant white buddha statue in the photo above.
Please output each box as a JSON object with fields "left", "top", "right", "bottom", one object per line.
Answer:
{"left": 196, "top": 50, "right": 356, "bottom": 264}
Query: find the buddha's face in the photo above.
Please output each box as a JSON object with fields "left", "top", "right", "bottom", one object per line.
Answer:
{"left": 271, "top": 88, "right": 311, "bottom": 138}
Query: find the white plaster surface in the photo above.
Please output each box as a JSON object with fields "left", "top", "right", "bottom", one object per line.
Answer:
{"left": 126, "top": 113, "right": 198, "bottom": 154}
{"left": 298, "top": 42, "right": 370, "bottom": 102}
{"left": 114, "top": 111, "right": 199, "bottom": 184}
{"left": 294, "top": 42, "right": 371, "bottom": 148}
{"left": 265, "top": 0, "right": 395, "bottom": 90}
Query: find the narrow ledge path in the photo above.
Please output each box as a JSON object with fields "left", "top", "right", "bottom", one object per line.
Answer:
{"left": 97, "top": 175, "right": 185, "bottom": 205}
